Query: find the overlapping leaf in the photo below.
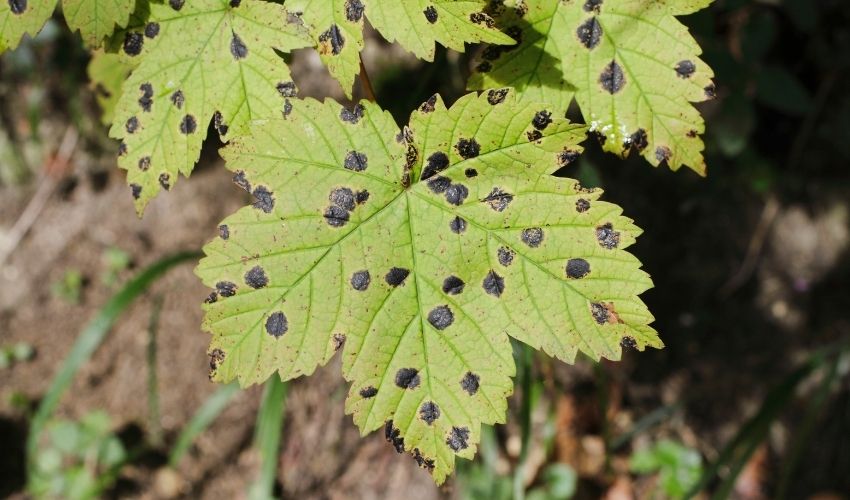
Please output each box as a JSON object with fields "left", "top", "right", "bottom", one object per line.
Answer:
{"left": 470, "top": 0, "right": 716, "bottom": 174}
{"left": 0, "top": 0, "right": 55, "bottom": 52}
{"left": 88, "top": 50, "right": 135, "bottom": 125}
{"left": 196, "top": 90, "right": 661, "bottom": 482}
{"left": 287, "top": 0, "right": 515, "bottom": 96}
{"left": 108, "top": 0, "right": 311, "bottom": 213}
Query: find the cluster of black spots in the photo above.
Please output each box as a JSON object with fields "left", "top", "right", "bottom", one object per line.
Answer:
{"left": 219, "top": 224, "right": 230, "bottom": 240}
{"left": 442, "top": 275, "right": 465, "bottom": 295}
{"left": 455, "top": 138, "right": 480, "bottom": 159}
{"left": 576, "top": 198, "right": 591, "bottom": 213}
{"left": 465, "top": 168, "right": 478, "bottom": 178}
{"left": 282, "top": 99, "right": 293, "bottom": 118}
{"left": 444, "top": 183, "right": 469, "bottom": 206}
{"left": 521, "top": 227, "right": 544, "bottom": 248}
{"left": 325, "top": 187, "right": 356, "bottom": 227}
{"left": 423, "top": 5, "right": 438, "bottom": 23}
{"left": 138, "top": 156, "right": 151, "bottom": 171}
{"left": 469, "top": 12, "right": 495, "bottom": 28}
{"left": 8, "top": 0, "right": 25, "bottom": 15}
{"left": 229, "top": 0, "right": 241, "bottom": 7}
{"left": 460, "top": 372, "right": 480, "bottom": 395}
{"left": 170, "top": 90, "right": 184, "bottom": 109}
{"left": 687, "top": 129, "right": 698, "bottom": 138}
{"left": 332, "top": 333, "right": 347, "bottom": 351}
{"left": 126, "top": 116, "right": 140, "bottom": 134}
{"left": 350, "top": 270, "right": 371, "bottom": 291}
{"left": 343, "top": 151, "right": 368, "bottom": 172}
{"left": 449, "top": 216, "right": 467, "bottom": 234}
{"left": 140, "top": 83, "right": 155, "bottom": 113}
{"left": 385, "top": 421, "right": 405, "bottom": 453}
{"left": 130, "top": 183, "right": 142, "bottom": 200}
{"left": 596, "top": 222, "right": 620, "bottom": 249}
{"left": 626, "top": 129, "right": 648, "bottom": 153}
{"left": 446, "top": 426, "right": 470, "bottom": 452}
{"left": 359, "top": 386, "right": 377, "bottom": 398}
{"left": 233, "top": 170, "right": 251, "bottom": 192}
{"left": 427, "top": 305, "right": 454, "bottom": 330}
{"left": 214, "top": 111, "right": 228, "bottom": 136}
{"left": 216, "top": 281, "right": 237, "bottom": 297}
{"left": 159, "top": 173, "right": 171, "bottom": 191}
{"left": 230, "top": 33, "right": 248, "bottom": 59}
{"left": 532, "top": 110, "right": 553, "bottom": 131}
{"left": 419, "top": 402, "right": 441, "bottom": 425}
{"left": 565, "top": 258, "right": 591, "bottom": 279}
{"left": 527, "top": 130, "right": 542, "bottom": 142}
{"left": 487, "top": 88, "right": 509, "bottom": 105}
{"left": 412, "top": 448, "right": 435, "bottom": 471}
{"left": 577, "top": 17, "right": 602, "bottom": 49}
{"left": 355, "top": 190, "right": 369, "bottom": 204}
{"left": 482, "top": 187, "right": 513, "bottom": 212}
{"left": 244, "top": 266, "right": 269, "bottom": 289}
{"left": 583, "top": 0, "right": 603, "bottom": 12}
{"left": 675, "top": 60, "right": 696, "bottom": 79}
{"left": 276, "top": 81, "right": 296, "bottom": 97}
{"left": 252, "top": 186, "right": 275, "bottom": 213}
{"left": 600, "top": 60, "right": 625, "bottom": 94}
{"left": 340, "top": 103, "right": 365, "bottom": 124}
{"left": 497, "top": 246, "right": 515, "bottom": 266}
{"left": 144, "top": 22, "right": 160, "bottom": 39}
{"left": 427, "top": 176, "right": 451, "bottom": 194}
{"left": 208, "top": 348, "right": 225, "bottom": 374}
{"left": 620, "top": 336, "right": 637, "bottom": 349}
{"left": 169, "top": 0, "right": 184, "bottom": 10}
{"left": 395, "top": 368, "right": 420, "bottom": 389}
{"left": 385, "top": 267, "right": 410, "bottom": 287}
{"left": 265, "top": 311, "right": 288, "bottom": 337}
{"left": 123, "top": 31, "right": 143, "bottom": 56}
{"left": 421, "top": 151, "right": 449, "bottom": 180}
{"left": 655, "top": 146, "right": 672, "bottom": 167}
{"left": 179, "top": 114, "right": 197, "bottom": 135}
{"left": 590, "top": 302, "right": 609, "bottom": 324}
{"left": 557, "top": 149, "right": 580, "bottom": 168}
{"left": 345, "top": 0, "right": 364, "bottom": 21}
{"left": 118, "top": 141, "right": 127, "bottom": 156}
{"left": 319, "top": 25, "right": 345, "bottom": 55}
{"left": 704, "top": 83, "right": 716, "bottom": 99}
{"left": 482, "top": 270, "right": 505, "bottom": 297}
{"left": 420, "top": 94, "right": 438, "bottom": 113}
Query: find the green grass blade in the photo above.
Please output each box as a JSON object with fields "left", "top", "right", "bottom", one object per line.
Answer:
{"left": 248, "top": 376, "right": 288, "bottom": 500}
{"left": 169, "top": 382, "right": 240, "bottom": 468}
{"left": 26, "top": 251, "right": 201, "bottom": 468}
{"left": 513, "top": 343, "right": 533, "bottom": 500}
{"left": 147, "top": 294, "right": 165, "bottom": 447}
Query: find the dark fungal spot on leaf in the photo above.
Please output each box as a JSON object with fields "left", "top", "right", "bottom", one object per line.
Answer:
{"left": 424, "top": 6, "right": 438, "bottom": 23}
{"left": 244, "top": 265, "right": 268, "bottom": 289}
{"left": 427, "top": 176, "right": 451, "bottom": 194}
{"left": 447, "top": 426, "right": 470, "bottom": 452}
{"left": 216, "top": 281, "right": 237, "bottom": 297}
{"left": 420, "top": 94, "right": 437, "bottom": 113}
{"left": 8, "top": 0, "right": 25, "bottom": 15}
{"left": 588, "top": 130, "right": 607, "bottom": 146}
{"left": 596, "top": 222, "right": 620, "bottom": 249}
{"left": 208, "top": 348, "right": 225, "bottom": 374}
{"left": 123, "top": 32, "right": 143, "bottom": 56}
{"left": 461, "top": 372, "right": 480, "bottom": 395}
{"left": 138, "top": 156, "right": 150, "bottom": 171}
{"left": 412, "top": 448, "right": 435, "bottom": 471}
{"left": 626, "top": 129, "right": 648, "bottom": 153}
{"left": 324, "top": 205, "right": 349, "bottom": 227}
{"left": 219, "top": 224, "right": 229, "bottom": 240}
{"left": 340, "top": 103, "right": 365, "bottom": 124}
{"left": 590, "top": 302, "right": 611, "bottom": 324}
{"left": 482, "top": 187, "right": 513, "bottom": 212}
{"left": 422, "top": 151, "right": 449, "bottom": 180}
{"left": 557, "top": 149, "right": 580, "bottom": 168}
{"left": 319, "top": 25, "right": 345, "bottom": 56}
{"left": 214, "top": 111, "right": 228, "bottom": 136}
{"left": 455, "top": 138, "right": 480, "bottom": 159}
{"left": 330, "top": 187, "right": 356, "bottom": 211}
{"left": 445, "top": 183, "right": 469, "bottom": 206}
{"left": 350, "top": 270, "right": 370, "bottom": 291}
{"left": 442, "top": 275, "right": 465, "bottom": 295}
{"left": 282, "top": 99, "right": 293, "bottom": 118}
{"left": 450, "top": 216, "right": 466, "bottom": 234}
{"left": 169, "top": 0, "right": 184, "bottom": 10}
{"left": 487, "top": 88, "right": 509, "bottom": 105}
{"left": 204, "top": 292, "right": 217, "bottom": 304}
{"left": 117, "top": 141, "right": 127, "bottom": 156}
{"left": 137, "top": 85, "right": 154, "bottom": 111}
{"left": 252, "top": 186, "right": 275, "bottom": 213}
{"left": 497, "top": 246, "right": 514, "bottom": 266}
{"left": 233, "top": 171, "right": 251, "bottom": 192}
{"left": 521, "top": 227, "right": 544, "bottom": 248}
{"left": 359, "top": 386, "right": 377, "bottom": 398}
{"left": 465, "top": 168, "right": 478, "bottom": 178}
{"left": 577, "top": 17, "right": 602, "bottom": 49}
{"left": 600, "top": 60, "right": 625, "bottom": 94}
{"left": 469, "top": 12, "right": 494, "bottom": 28}
{"left": 476, "top": 61, "right": 492, "bottom": 73}
{"left": 344, "top": 151, "right": 368, "bottom": 172}
{"left": 527, "top": 130, "right": 542, "bottom": 141}
{"left": 265, "top": 311, "right": 288, "bottom": 337}
{"left": 566, "top": 258, "right": 591, "bottom": 279}
{"left": 419, "top": 402, "right": 440, "bottom": 425}
{"left": 355, "top": 190, "right": 369, "bottom": 204}
{"left": 675, "top": 60, "right": 696, "bottom": 78}
{"left": 427, "top": 305, "right": 454, "bottom": 330}
{"left": 170, "top": 90, "right": 184, "bottom": 109}
{"left": 687, "top": 129, "right": 698, "bottom": 138}
{"left": 576, "top": 198, "right": 591, "bottom": 213}
{"left": 704, "top": 83, "right": 717, "bottom": 99}
{"left": 584, "top": 0, "right": 603, "bottom": 12}
{"left": 332, "top": 333, "right": 346, "bottom": 351}
{"left": 655, "top": 146, "right": 672, "bottom": 167}
{"left": 145, "top": 22, "right": 160, "bottom": 38}
{"left": 344, "top": 0, "right": 364, "bottom": 21}
{"left": 395, "top": 368, "right": 420, "bottom": 389}
{"left": 125, "top": 116, "right": 139, "bottom": 134}
{"left": 482, "top": 270, "right": 505, "bottom": 297}
{"left": 276, "top": 81, "right": 296, "bottom": 97}
{"left": 230, "top": 33, "right": 248, "bottom": 59}
{"left": 621, "top": 336, "right": 637, "bottom": 349}
{"left": 385, "top": 421, "right": 405, "bottom": 453}
{"left": 230, "top": 0, "right": 241, "bottom": 6}
{"left": 159, "top": 173, "right": 171, "bottom": 191}
{"left": 130, "top": 183, "right": 142, "bottom": 199}
{"left": 385, "top": 267, "right": 410, "bottom": 287}
{"left": 179, "top": 114, "right": 197, "bottom": 135}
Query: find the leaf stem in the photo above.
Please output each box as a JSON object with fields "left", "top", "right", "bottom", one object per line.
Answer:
{"left": 359, "top": 58, "right": 377, "bottom": 103}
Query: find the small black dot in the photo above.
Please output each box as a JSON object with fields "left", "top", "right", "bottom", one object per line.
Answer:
{"left": 456, "top": 138, "right": 480, "bottom": 159}
{"left": 344, "top": 151, "right": 368, "bottom": 171}
{"left": 584, "top": 0, "right": 603, "bottom": 12}
{"left": 216, "top": 281, "right": 237, "bottom": 297}
{"left": 252, "top": 186, "right": 275, "bottom": 213}
{"left": 497, "top": 246, "right": 515, "bottom": 266}
{"left": 214, "top": 111, "right": 228, "bottom": 136}
{"left": 596, "top": 223, "right": 620, "bottom": 249}
{"left": 442, "top": 276, "right": 465, "bottom": 295}
{"left": 444, "top": 183, "right": 469, "bottom": 206}
{"left": 565, "top": 258, "right": 591, "bottom": 279}
{"left": 427, "top": 176, "right": 451, "bottom": 194}
{"left": 219, "top": 224, "right": 229, "bottom": 240}
{"left": 283, "top": 99, "right": 293, "bottom": 118}
{"left": 276, "top": 81, "right": 297, "bottom": 97}
{"left": 482, "top": 187, "right": 513, "bottom": 212}
{"left": 8, "top": 0, "right": 25, "bottom": 15}
{"left": 359, "top": 386, "right": 378, "bottom": 398}
{"left": 345, "top": 0, "right": 364, "bottom": 21}
{"left": 138, "top": 156, "right": 151, "bottom": 171}
{"left": 599, "top": 60, "right": 625, "bottom": 94}
{"left": 125, "top": 116, "right": 140, "bottom": 134}
{"left": 169, "top": 0, "right": 184, "bottom": 10}
{"left": 230, "top": 33, "right": 248, "bottom": 59}
{"left": 449, "top": 216, "right": 467, "bottom": 234}
{"left": 179, "top": 115, "right": 197, "bottom": 134}
{"left": 419, "top": 401, "right": 440, "bottom": 425}
{"left": 675, "top": 60, "right": 696, "bottom": 78}
{"left": 395, "top": 368, "right": 420, "bottom": 389}
{"left": 482, "top": 270, "right": 505, "bottom": 297}
{"left": 487, "top": 88, "right": 509, "bottom": 105}
{"left": 626, "top": 129, "right": 648, "bottom": 153}
{"left": 340, "top": 104, "right": 365, "bottom": 124}
{"left": 233, "top": 171, "right": 251, "bottom": 192}
{"left": 245, "top": 266, "right": 268, "bottom": 289}
{"left": 464, "top": 168, "right": 478, "bottom": 178}
{"left": 420, "top": 94, "right": 437, "bottom": 113}
{"left": 123, "top": 31, "right": 143, "bottom": 56}
{"left": 590, "top": 302, "right": 609, "bottom": 324}
{"left": 355, "top": 190, "right": 370, "bottom": 204}
{"left": 350, "top": 270, "right": 371, "bottom": 291}
{"left": 265, "top": 312, "right": 288, "bottom": 337}
{"left": 427, "top": 305, "right": 454, "bottom": 330}
{"left": 421, "top": 151, "right": 449, "bottom": 180}
{"left": 130, "top": 183, "right": 142, "bottom": 199}
{"left": 144, "top": 22, "right": 160, "bottom": 38}
{"left": 446, "top": 426, "right": 470, "bottom": 452}
{"left": 170, "top": 90, "right": 184, "bottom": 109}
{"left": 423, "top": 6, "right": 438, "bottom": 23}
{"left": 621, "top": 336, "right": 637, "bottom": 349}
{"left": 159, "top": 173, "right": 171, "bottom": 191}
{"left": 460, "top": 372, "right": 480, "bottom": 395}
{"left": 521, "top": 227, "right": 544, "bottom": 248}
{"left": 118, "top": 141, "right": 127, "bottom": 156}
{"left": 576, "top": 198, "right": 590, "bottom": 213}
{"left": 557, "top": 149, "right": 580, "bottom": 168}
{"left": 577, "top": 17, "right": 602, "bottom": 49}
{"left": 532, "top": 110, "right": 553, "bottom": 130}
{"left": 385, "top": 267, "right": 410, "bottom": 287}
{"left": 230, "top": 0, "right": 241, "bottom": 6}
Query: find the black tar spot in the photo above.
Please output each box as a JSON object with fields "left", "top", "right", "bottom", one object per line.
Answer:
{"left": 344, "top": 151, "right": 368, "bottom": 171}
{"left": 340, "top": 104, "right": 365, "bottom": 124}
{"left": 130, "top": 183, "right": 142, "bottom": 199}
{"left": 159, "top": 173, "right": 170, "bottom": 191}
{"left": 345, "top": 0, "right": 364, "bottom": 21}
{"left": 704, "top": 84, "right": 717, "bottom": 99}
{"left": 330, "top": 187, "right": 356, "bottom": 211}
{"left": 521, "top": 227, "right": 544, "bottom": 248}
{"left": 138, "top": 156, "right": 151, "bottom": 171}
{"left": 169, "top": 0, "right": 184, "bottom": 10}
{"left": 385, "top": 421, "right": 405, "bottom": 453}
{"left": 283, "top": 99, "right": 293, "bottom": 118}
{"left": 266, "top": 311, "right": 288, "bottom": 337}
{"left": 424, "top": 6, "right": 438, "bottom": 23}
{"left": 584, "top": 0, "right": 603, "bottom": 12}
{"left": 219, "top": 224, "right": 229, "bottom": 240}
{"left": 469, "top": 12, "right": 494, "bottom": 28}
{"left": 245, "top": 265, "right": 268, "bottom": 289}
{"left": 385, "top": 267, "right": 410, "bottom": 287}
{"left": 8, "top": 0, "right": 25, "bottom": 15}
{"left": 461, "top": 372, "right": 480, "bottom": 395}
{"left": 482, "top": 270, "right": 505, "bottom": 297}
{"left": 230, "top": 33, "right": 248, "bottom": 59}
{"left": 209, "top": 348, "right": 225, "bottom": 373}
{"left": 444, "top": 183, "right": 469, "bottom": 206}
{"left": 497, "top": 246, "right": 514, "bottom": 266}
{"left": 596, "top": 222, "right": 620, "bottom": 249}
{"left": 359, "top": 386, "right": 377, "bottom": 398}
{"left": 350, "top": 270, "right": 370, "bottom": 291}
{"left": 446, "top": 426, "right": 470, "bottom": 451}
{"left": 487, "top": 88, "right": 509, "bottom": 105}
{"left": 655, "top": 145, "right": 672, "bottom": 166}
{"left": 627, "top": 129, "right": 648, "bottom": 153}
{"left": 118, "top": 141, "right": 127, "bottom": 156}
{"left": 427, "top": 176, "right": 451, "bottom": 194}
{"left": 319, "top": 24, "right": 345, "bottom": 55}
{"left": 427, "top": 305, "right": 454, "bottom": 330}
{"left": 419, "top": 401, "right": 440, "bottom": 425}
{"left": 577, "top": 17, "right": 602, "bottom": 49}
{"left": 125, "top": 116, "right": 140, "bottom": 134}
{"left": 252, "top": 186, "right": 275, "bottom": 213}
{"left": 442, "top": 275, "right": 465, "bottom": 295}
{"left": 123, "top": 31, "right": 143, "bottom": 56}
{"left": 599, "top": 60, "right": 625, "bottom": 94}
{"left": 558, "top": 149, "right": 580, "bottom": 167}
{"left": 420, "top": 94, "right": 437, "bottom": 113}
{"left": 566, "top": 258, "right": 591, "bottom": 279}
{"left": 214, "top": 111, "right": 228, "bottom": 136}
{"left": 422, "top": 151, "right": 449, "bottom": 180}
{"left": 465, "top": 168, "right": 478, "bottom": 178}
{"left": 456, "top": 138, "right": 480, "bottom": 159}
{"left": 332, "top": 333, "right": 346, "bottom": 351}
{"left": 233, "top": 171, "right": 251, "bottom": 192}
{"left": 450, "top": 216, "right": 467, "bottom": 234}
{"left": 179, "top": 114, "right": 197, "bottom": 134}
{"left": 621, "top": 336, "right": 637, "bottom": 349}
{"left": 355, "top": 190, "right": 369, "bottom": 204}
{"left": 170, "top": 90, "right": 184, "bottom": 109}
{"left": 230, "top": 0, "right": 241, "bottom": 6}
{"left": 324, "top": 205, "right": 349, "bottom": 227}
{"left": 276, "top": 81, "right": 296, "bottom": 97}
{"left": 590, "top": 302, "right": 609, "bottom": 324}
{"left": 576, "top": 198, "right": 591, "bottom": 213}
{"left": 144, "top": 22, "right": 160, "bottom": 38}
{"left": 476, "top": 61, "right": 492, "bottom": 73}
{"left": 216, "top": 281, "right": 237, "bottom": 297}
{"left": 395, "top": 368, "right": 420, "bottom": 389}
{"left": 482, "top": 187, "right": 513, "bottom": 212}
{"left": 675, "top": 60, "right": 696, "bottom": 78}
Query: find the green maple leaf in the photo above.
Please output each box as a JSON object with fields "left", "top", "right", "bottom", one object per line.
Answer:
{"left": 108, "top": 0, "right": 311, "bottom": 214}
{"left": 196, "top": 90, "right": 661, "bottom": 482}
{"left": 0, "top": 0, "right": 55, "bottom": 52}
{"left": 286, "top": 0, "right": 515, "bottom": 96}
{"left": 469, "top": 0, "right": 715, "bottom": 174}
{"left": 62, "top": 0, "right": 135, "bottom": 46}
